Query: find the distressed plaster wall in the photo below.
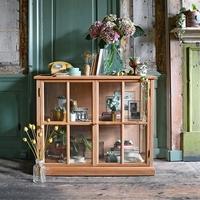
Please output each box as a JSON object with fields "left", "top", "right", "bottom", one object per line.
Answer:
{"left": 169, "top": 0, "right": 200, "bottom": 151}
{"left": 0, "top": 0, "right": 20, "bottom": 73}
{"left": 131, "top": 0, "right": 155, "bottom": 65}
{"left": 120, "top": 0, "right": 156, "bottom": 67}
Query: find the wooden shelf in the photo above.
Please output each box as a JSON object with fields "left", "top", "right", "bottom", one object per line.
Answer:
{"left": 171, "top": 27, "right": 200, "bottom": 43}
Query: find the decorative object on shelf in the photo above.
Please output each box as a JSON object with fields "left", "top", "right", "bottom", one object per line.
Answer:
{"left": 70, "top": 135, "right": 92, "bottom": 162}
{"left": 86, "top": 14, "right": 144, "bottom": 75}
{"left": 140, "top": 76, "right": 149, "bottom": 121}
{"left": 83, "top": 51, "right": 92, "bottom": 76}
{"left": 184, "top": 4, "right": 200, "bottom": 27}
{"left": 73, "top": 107, "right": 89, "bottom": 121}
{"left": 135, "top": 63, "right": 148, "bottom": 76}
{"left": 176, "top": 8, "right": 186, "bottom": 28}
{"left": 52, "top": 96, "right": 66, "bottom": 121}
{"left": 68, "top": 67, "right": 81, "bottom": 76}
{"left": 106, "top": 139, "right": 144, "bottom": 163}
{"left": 106, "top": 91, "right": 121, "bottom": 121}
{"left": 23, "top": 124, "right": 46, "bottom": 183}
{"left": 129, "top": 57, "right": 141, "bottom": 75}
{"left": 128, "top": 100, "right": 140, "bottom": 120}
{"left": 70, "top": 99, "right": 77, "bottom": 121}
{"left": 48, "top": 61, "right": 72, "bottom": 74}
{"left": 70, "top": 112, "right": 76, "bottom": 122}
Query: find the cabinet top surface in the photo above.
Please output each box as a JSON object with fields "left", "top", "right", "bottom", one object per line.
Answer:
{"left": 34, "top": 75, "right": 156, "bottom": 81}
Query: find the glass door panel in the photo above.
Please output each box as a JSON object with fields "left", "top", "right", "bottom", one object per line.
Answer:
{"left": 124, "top": 125, "right": 147, "bottom": 163}
{"left": 70, "top": 82, "right": 92, "bottom": 122}
{"left": 99, "top": 125, "right": 121, "bottom": 163}
{"left": 45, "top": 125, "right": 67, "bottom": 163}
{"left": 124, "top": 82, "right": 146, "bottom": 121}
{"left": 99, "top": 82, "right": 121, "bottom": 121}
{"left": 44, "top": 83, "right": 67, "bottom": 122}
{"left": 70, "top": 125, "right": 92, "bottom": 164}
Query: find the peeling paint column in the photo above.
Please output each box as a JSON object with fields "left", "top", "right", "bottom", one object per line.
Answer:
{"left": 0, "top": 0, "right": 20, "bottom": 73}
{"left": 131, "top": 0, "right": 155, "bottom": 64}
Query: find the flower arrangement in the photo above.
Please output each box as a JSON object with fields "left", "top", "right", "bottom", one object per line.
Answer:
{"left": 23, "top": 120, "right": 63, "bottom": 160}
{"left": 86, "top": 14, "right": 144, "bottom": 48}
{"left": 86, "top": 14, "right": 144, "bottom": 74}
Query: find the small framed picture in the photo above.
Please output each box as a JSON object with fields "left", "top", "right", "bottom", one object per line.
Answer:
{"left": 124, "top": 91, "right": 135, "bottom": 110}
{"left": 128, "top": 100, "right": 140, "bottom": 120}
{"left": 106, "top": 95, "right": 121, "bottom": 112}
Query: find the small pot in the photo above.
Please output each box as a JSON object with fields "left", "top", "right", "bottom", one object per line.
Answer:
{"left": 135, "top": 64, "right": 147, "bottom": 76}
{"left": 184, "top": 10, "right": 200, "bottom": 27}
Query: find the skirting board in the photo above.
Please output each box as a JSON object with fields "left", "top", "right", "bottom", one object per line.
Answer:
{"left": 167, "top": 150, "right": 183, "bottom": 161}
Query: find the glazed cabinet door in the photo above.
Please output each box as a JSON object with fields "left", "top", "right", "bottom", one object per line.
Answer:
{"left": 69, "top": 81, "right": 93, "bottom": 165}
{"left": 96, "top": 80, "right": 149, "bottom": 165}
{"left": 40, "top": 81, "right": 68, "bottom": 163}
{"left": 37, "top": 80, "right": 94, "bottom": 165}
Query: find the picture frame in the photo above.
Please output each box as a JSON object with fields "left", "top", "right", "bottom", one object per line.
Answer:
{"left": 96, "top": 49, "right": 104, "bottom": 75}
{"left": 124, "top": 91, "right": 135, "bottom": 110}
{"left": 128, "top": 100, "right": 140, "bottom": 120}
{"left": 106, "top": 95, "right": 121, "bottom": 112}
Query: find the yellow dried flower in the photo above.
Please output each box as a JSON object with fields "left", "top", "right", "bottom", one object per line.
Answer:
{"left": 48, "top": 138, "right": 53, "bottom": 143}
{"left": 38, "top": 132, "right": 42, "bottom": 137}
{"left": 32, "top": 139, "right": 36, "bottom": 144}
{"left": 28, "top": 124, "right": 32, "bottom": 129}
{"left": 32, "top": 125, "right": 36, "bottom": 130}
{"left": 54, "top": 126, "right": 59, "bottom": 131}
{"left": 24, "top": 127, "right": 28, "bottom": 132}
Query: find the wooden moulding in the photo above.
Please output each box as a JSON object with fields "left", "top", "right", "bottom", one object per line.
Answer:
{"left": 45, "top": 166, "right": 155, "bottom": 176}
{"left": 171, "top": 27, "right": 200, "bottom": 43}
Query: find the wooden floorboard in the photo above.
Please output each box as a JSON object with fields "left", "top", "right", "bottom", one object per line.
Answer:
{"left": 0, "top": 159, "right": 200, "bottom": 199}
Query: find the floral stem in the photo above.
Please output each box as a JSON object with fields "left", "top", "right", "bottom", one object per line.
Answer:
{"left": 26, "top": 141, "right": 38, "bottom": 159}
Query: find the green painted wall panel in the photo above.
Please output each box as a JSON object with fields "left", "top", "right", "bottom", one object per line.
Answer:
{"left": 0, "top": 93, "right": 18, "bottom": 137}
{"left": 183, "top": 132, "right": 200, "bottom": 161}
{"left": 188, "top": 48, "right": 200, "bottom": 131}
{"left": 54, "top": 0, "right": 94, "bottom": 67}
{"left": 0, "top": 76, "right": 29, "bottom": 159}
{"left": 182, "top": 45, "right": 200, "bottom": 161}
{"left": 156, "top": 74, "right": 167, "bottom": 149}
{"left": 30, "top": 0, "right": 120, "bottom": 73}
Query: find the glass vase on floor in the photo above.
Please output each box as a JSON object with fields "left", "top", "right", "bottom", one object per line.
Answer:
{"left": 33, "top": 159, "right": 46, "bottom": 183}
{"left": 102, "top": 43, "right": 124, "bottom": 75}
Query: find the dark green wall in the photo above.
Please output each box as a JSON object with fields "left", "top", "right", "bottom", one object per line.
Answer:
{"left": 0, "top": 75, "right": 29, "bottom": 158}
{"left": 29, "top": 0, "right": 120, "bottom": 73}
{"left": 0, "top": 0, "right": 119, "bottom": 159}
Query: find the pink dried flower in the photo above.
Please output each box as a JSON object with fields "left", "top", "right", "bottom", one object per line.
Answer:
{"left": 89, "top": 21, "right": 102, "bottom": 39}
{"left": 100, "top": 22, "right": 120, "bottom": 43}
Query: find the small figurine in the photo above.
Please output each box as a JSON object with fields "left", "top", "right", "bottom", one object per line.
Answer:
{"left": 129, "top": 57, "right": 141, "bottom": 75}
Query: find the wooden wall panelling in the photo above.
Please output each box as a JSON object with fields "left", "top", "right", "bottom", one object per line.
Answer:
{"left": 168, "top": 0, "right": 183, "bottom": 151}
{"left": 0, "top": 75, "right": 28, "bottom": 158}
{"left": 29, "top": 0, "right": 120, "bottom": 74}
